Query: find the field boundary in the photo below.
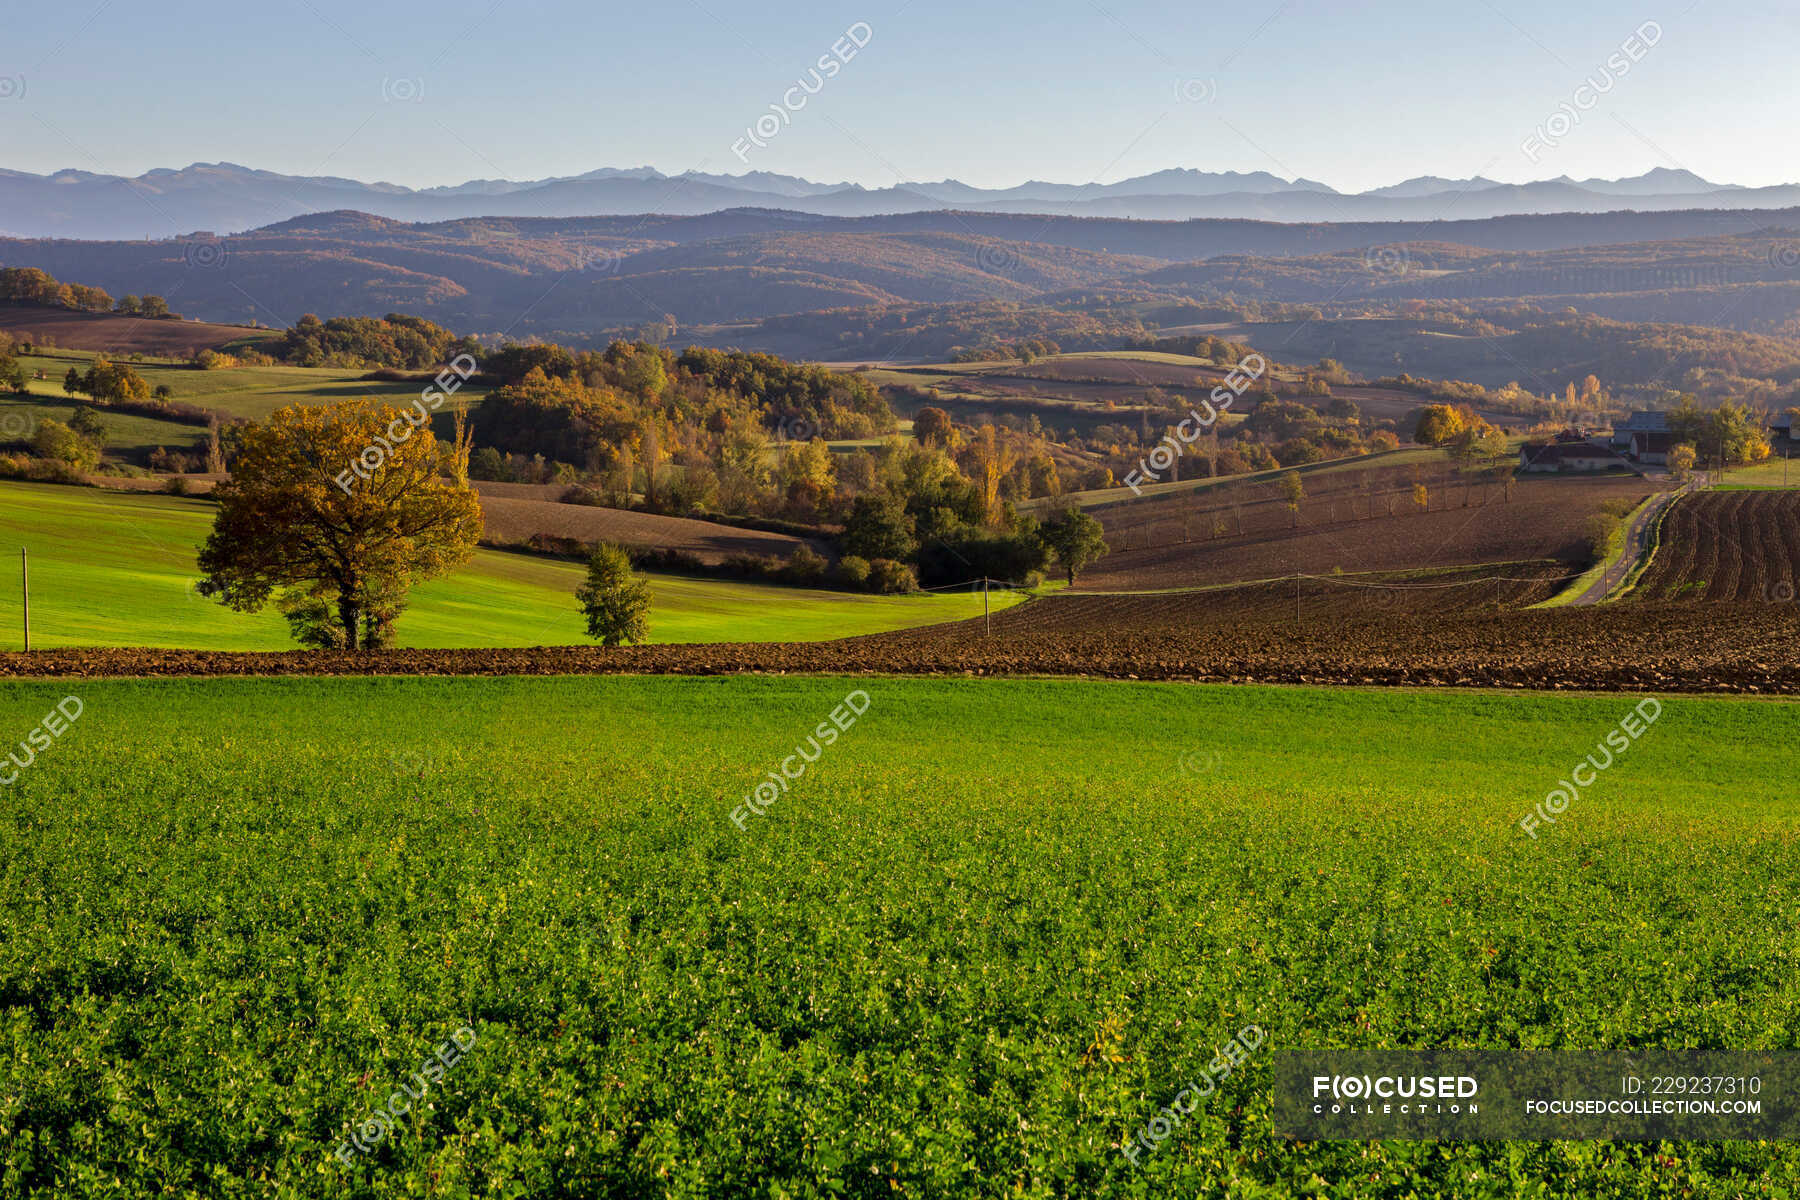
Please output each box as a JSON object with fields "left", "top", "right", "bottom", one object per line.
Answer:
{"left": 1071, "top": 559, "right": 1568, "bottom": 598}
{"left": 1531, "top": 494, "right": 1653, "bottom": 609}
{"left": 1613, "top": 487, "right": 1682, "bottom": 601}
{"left": 4, "top": 605, "right": 1798, "bottom": 694}
{"left": 1039, "top": 446, "right": 1443, "bottom": 513}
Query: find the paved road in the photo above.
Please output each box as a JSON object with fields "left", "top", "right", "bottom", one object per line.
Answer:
{"left": 1569, "top": 474, "right": 1701, "bottom": 606}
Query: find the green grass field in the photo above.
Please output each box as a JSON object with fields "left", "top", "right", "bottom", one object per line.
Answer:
{"left": 1709, "top": 456, "right": 1800, "bottom": 489}
{"left": 0, "top": 481, "right": 1017, "bottom": 648}
{"left": 0, "top": 675, "right": 1793, "bottom": 1196}
{"left": 0, "top": 393, "right": 204, "bottom": 458}
{"left": 15, "top": 349, "right": 488, "bottom": 423}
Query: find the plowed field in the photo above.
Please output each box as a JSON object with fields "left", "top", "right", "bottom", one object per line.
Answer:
{"left": 476, "top": 493, "right": 819, "bottom": 563}
{"left": 1082, "top": 471, "right": 1656, "bottom": 590}
{"left": 5, "top": 597, "right": 1796, "bottom": 694}
{"left": 1630, "top": 489, "right": 1800, "bottom": 603}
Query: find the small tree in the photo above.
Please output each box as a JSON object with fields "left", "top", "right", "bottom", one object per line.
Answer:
{"left": 33, "top": 419, "right": 101, "bottom": 471}
{"left": 841, "top": 494, "right": 917, "bottom": 562}
{"left": 913, "top": 406, "right": 953, "bottom": 448}
{"left": 62, "top": 367, "right": 83, "bottom": 397}
{"left": 1041, "top": 505, "right": 1109, "bottom": 585}
{"left": 577, "top": 543, "right": 650, "bottom": 646}
{"left": 1449, "top": 422, "right": 1506, "bottom": 465}
{"left": 447, "top": 406, "right": 474, "bottom": 487}
{"left": 1668, "top": 443, "right": 1697, "bottom": 481}
{"left": 68, "top": 406, "right": 107, "bottom": 446}
{"left": 1280, "top": 472, "right": 1306, "bottom": 527}
{"left": 1413, "top": 404, "right": 1465, "bottom": 446}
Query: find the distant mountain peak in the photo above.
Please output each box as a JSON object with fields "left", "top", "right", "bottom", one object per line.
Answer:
{"left": 0, "top": 161, "right": 1789, "bottom": 240}
{"left": 1573, "top": 168, "right": 1736, "bottom": 196}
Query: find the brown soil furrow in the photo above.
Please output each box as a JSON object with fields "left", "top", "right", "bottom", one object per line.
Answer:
{"left": 5, "top": 592, "right": 1796, "bottom": 695}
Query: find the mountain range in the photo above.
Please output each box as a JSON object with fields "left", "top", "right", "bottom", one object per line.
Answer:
{"left": 0, "top": 162, "right": 1790, "bottom": 241}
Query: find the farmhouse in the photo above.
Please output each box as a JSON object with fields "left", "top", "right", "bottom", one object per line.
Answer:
{"left": 1519, "top": 439, "right": 1627, "bottom": 473}
{"left": 1611, "top": 410, "right": 1669, "bottom": 450}
{"left": 1627, "top": 430, "right": 1675, "bottom": 466}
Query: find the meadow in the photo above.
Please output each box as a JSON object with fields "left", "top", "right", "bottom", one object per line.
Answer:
{"left": 0, "top": 482, "right": 1015, "bottom": 648}
{"left": 0, "top": 675, "right": 1794, "bottom": 1197}
{"left": 13, "top": 348, "right": 487, "bottom": 423}
{"left": 1710, "top": 456, "right": 1800, "bottom": 490}
{"left": 0, "top": 393, "right": 202, "bottom": 458}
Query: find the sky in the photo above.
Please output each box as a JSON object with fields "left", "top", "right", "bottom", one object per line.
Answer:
{"left": 1, "top": 0, "right": 1794, "bottom": 192}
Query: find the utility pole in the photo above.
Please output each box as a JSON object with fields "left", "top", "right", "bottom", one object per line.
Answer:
{"left": 983, "top": 577, "right": 991, "bottom": 637}
{"left": 20, "top": 548, "right": 28, "bottom": 652}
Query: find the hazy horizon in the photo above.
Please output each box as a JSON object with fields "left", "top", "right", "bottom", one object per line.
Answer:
{"left": 4, "top": 0, "right": 1795, "bottom": 194}
{"left": 0, "top": 159, "right": 1777, "bottom": 196}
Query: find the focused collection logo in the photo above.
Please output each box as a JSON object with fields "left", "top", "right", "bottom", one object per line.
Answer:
{"left": 1312, "top": 1073, "right": 1480, "bottom": 1115}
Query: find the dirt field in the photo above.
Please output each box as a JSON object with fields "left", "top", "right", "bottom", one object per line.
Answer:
{"left": 90, "top": 476, "right": 822, "bottom": 564}
{"left": 1008, "top": 356, "right": 1231, "bottom": 386}
{"left": 1079, "top": 468, "right": 1656, "bottom": 590}
{"left": 1001, "top": 358, "right": 1458, "bottom": 427}
{"left": 3, "top": 598, "right": 1795, "bottom": 693}
{"left": 475, "top": 489, "right": 820, "bottom": 563}
{"left": 989, "top": 563, "right": 1574, "bottom": 626}
{"left": 0, "top": 305, "right": 264, "bottom": 356}
{"left": 1630, "top": 489, "right": 1800, "bottom": 603}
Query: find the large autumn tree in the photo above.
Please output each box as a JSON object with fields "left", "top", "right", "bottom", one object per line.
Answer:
{"left": 198, "top": 400, "right": 482, "bottom": 649}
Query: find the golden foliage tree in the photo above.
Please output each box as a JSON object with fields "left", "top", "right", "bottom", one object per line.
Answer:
{"left": 1412, "top": 404, "right": 1466, "bottom": 446}
{"left": 967, "top": 425, "right": 1018, "bottom": 525}
{"left": 198, "top": 401, "right": 482, "bottom": 649}
{"left": 1668, "top": 443, "right": 1697, "bottom": 481}
{"left": 1280, "top": 471, "right": 1305, "bottom": 527}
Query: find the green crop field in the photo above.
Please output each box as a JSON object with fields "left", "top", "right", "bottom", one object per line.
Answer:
{"left": 0, "top": 393, "right": 204, "bottom": 458}
{"left": 14, "top": 349, "right": 488, "bottom": 423}
{"left": 0, "top": 482, "right": 1017, "bottom": 648}
{"left": 0, "top": 675, "right": 1793, "bottom": 1196}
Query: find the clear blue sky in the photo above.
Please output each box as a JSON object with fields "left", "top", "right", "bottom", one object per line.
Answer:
{"left": 1, "top": 0, "right": 1792, "bottom": 191}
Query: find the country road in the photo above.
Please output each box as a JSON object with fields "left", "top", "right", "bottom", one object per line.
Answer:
{"left": 1570, "top": 475, "right": 1701, "bottom": 606}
